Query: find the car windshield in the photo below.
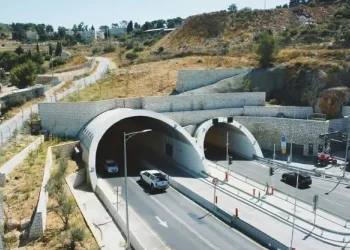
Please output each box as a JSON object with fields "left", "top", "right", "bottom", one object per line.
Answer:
{"left": 106, "top": 162, "right": 117, "bottom": 167}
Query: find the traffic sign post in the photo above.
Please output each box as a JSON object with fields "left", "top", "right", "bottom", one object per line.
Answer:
{"left": 212, "top": 178, "right": 219, "bottom": 208}
{"left": 313, "top": 195, "right": 319, "bottom": 226}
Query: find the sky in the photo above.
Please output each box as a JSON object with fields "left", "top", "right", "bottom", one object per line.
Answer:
{"left": 1, "top": 0, "right": 288, "bottom": 30}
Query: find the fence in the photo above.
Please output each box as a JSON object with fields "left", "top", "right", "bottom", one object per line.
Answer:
{"left": 253, "top": 155, "right": 350, "bottom": 183}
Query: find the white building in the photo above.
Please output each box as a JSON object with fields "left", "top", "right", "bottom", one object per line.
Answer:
{"left": 78, "top": 30, "right": 96, "bottom": 42}
{"left": 108, "top": 27, "right": 127, "bottom": 37}
{"left": 96, "top": 30, "right": 105, "bottom": 40}
{"left": 26, "top": 30, "right": 38, "bottom": 41}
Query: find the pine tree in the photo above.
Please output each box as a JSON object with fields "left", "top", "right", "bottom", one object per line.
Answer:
{"left": 36, "top": 42, "right": 40, "bottom": 53}
{"left": 127, "top": 21, "right": 133, "bottom": 34}
{"left": 55, "top": 42, "right": 62, "bottom": 57}
{"left": 48, "top": 43, "right": 53, "bottom": 56}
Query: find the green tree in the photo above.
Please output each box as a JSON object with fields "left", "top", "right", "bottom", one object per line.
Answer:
{"left": 55, "top": 41, "right": 62, "bottom": 56}
{"left": 0, "top": 51, "right": 19, "bottom": 71}
{"left": 57, "top": 26, "right": 67, "bottom": 39}
{"left": 15, "top": 45, "right": 24, "bottom": 55}
{"left": 52, "top": 192, "right": 75, "bottom": 230}
{"left": 228, "top": 3, "right": 238, "bottom": 12}
{"left": 36, "top": 42, "right": 40, "bottom": 53}
{"left": 10, "top": 60, "right": 37, "bottom": 89}
{"left": 134, "top": 22, "right": 141, "bottom": 29}
{"left": 256, "top": 31, "right": 279, "bottom": 67}
{"left": 68, "top": 227, "right": 85, "bottom": 250}
{"left": 345, "top": 31, "right": 350, "bottom": 47}
{"left": 46, "top": 25, "right": 54, "bottom": 33}
{"left": 91, "top": 25, "right": 95, "bottom": 31}
{"left": 48, "top": 43, "right": 53, "bottom": 56}
{"left": 127, "top": 21, "right": 133, "bottom": 33}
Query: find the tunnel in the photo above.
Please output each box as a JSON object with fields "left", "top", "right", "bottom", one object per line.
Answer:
{"left": 79, "top": 109, "right": 207, "bottom": 191}
{"left": 194, "top": 117, "right": 263, "bottom": 161}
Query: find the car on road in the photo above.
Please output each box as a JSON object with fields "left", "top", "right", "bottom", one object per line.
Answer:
{"left": 281, "top": 172, "right": 312, "bottom": 187}
{"left": 140, "top": 170, "right": 169, "bottom": 192}
{"left": 103, "top": 159, "right": 119, "bottom": 175}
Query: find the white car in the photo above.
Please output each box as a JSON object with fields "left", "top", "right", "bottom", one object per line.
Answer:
{"left": 140, "top": 170, "right": 169, "bottom": 192}
{"left": 103, "top": 159, "right": 119, "bottom": 175}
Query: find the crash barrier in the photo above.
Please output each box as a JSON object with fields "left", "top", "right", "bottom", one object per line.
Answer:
{"left": 95, "top": 180, "right": 145, "bottom": 250}
{"left": 140, "top": 158, "right": 288, "bottom": 250}
{"left": 209, "top": 161, "right": 350, "bottom": 229}
{"left": 253, "top": 155, "right": 350, "bottom": 183}
{"left": 202, "top": 170, "right": 350, "bottom": 241}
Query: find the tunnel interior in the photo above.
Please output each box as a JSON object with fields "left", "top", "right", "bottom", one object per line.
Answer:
{"left": 96, "top": 116, "right": 200, "bottom": 178}
{"left": 204, "top": 122, "right": 258, "bottom": 161}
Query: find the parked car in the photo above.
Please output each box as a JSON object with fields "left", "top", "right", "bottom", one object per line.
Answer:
{"left": 103, "top": 159, "right": 119, "bottom": 175}
{"left": 281, "top": 172, "right": 312, "bottom": 187}
{"left": 140, "top": 170, "right": 169, "bottom": 192}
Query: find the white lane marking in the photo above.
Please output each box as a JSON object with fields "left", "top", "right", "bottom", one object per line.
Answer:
{"left": 150, "top": 195, "right": 221, "bottom": 250}
{"left": 322, "top": 198, "right": 346, "bottom": 208}
{"left": 129, "top": 178, "right": 220, "bottom": 250}
{"left": 117, "top": 181, "right": 171, "bottom": 250}
{"left": 155, "top": 216, "right": 168, "bottom": 228}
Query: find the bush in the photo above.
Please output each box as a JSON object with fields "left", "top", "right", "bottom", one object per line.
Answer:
{"left": 308, "top": 0, "right": 316, "bottom": 7}
{"left": 144, "top": 39, "right": 155, "bottom": 46}
{"left": 51, "top": 57, "right": 67, "bottom": 67}
{"left": 133, "top": 46, "right": 144, "bottom": 52}
{"left": 7, "top": 94, "right": 26, "bottom": 107}
{"left": 303, "top": 34, "right": 321, "bottom": 44}
{"left": 92, "top": 47, "right": 103, "bottom": 55}
{"left": 103, "top": 45, "right": 116, "bottom": 53}
{"left": 158, "top": 47, "right": 164, "bottom": 53}
{"left": 10, "top": 60, "right": 37, "bottom": 89}
{"left": 345, "top": 32, "right": 350, "bottom": 47}
{"left": 269, "top": 98, "right": 279, "bottom": 105}
{"left": 68, "top": 227, "right": 85, "bottom": 250}
{"left": 125, "top": 43, "right": 134, "bottom": 50}
{"left": 290, "top": 29, "right": 298, "bottom": 37}
{"left": 125, "top": 52, "right": 138, "bottom": 60}
{"left": 256, "top": 31, "right": 279, "bottom": 67}
{"left": 319, "top": 29, "right": 331, "bottom": 37}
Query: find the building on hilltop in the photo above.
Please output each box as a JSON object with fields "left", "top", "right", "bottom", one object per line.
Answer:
{"left": 26, "top": 30, "right": 38, "bottom": 41}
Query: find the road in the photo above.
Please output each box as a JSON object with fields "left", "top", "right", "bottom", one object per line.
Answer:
{"left": 215, "top": 158, "right": 350, "bottom": 220}
{"left": 105, "top": 157, "right": 264, "bottom": 250}
{"left": 0, "top": 57, "right": 112, "bottom": 146}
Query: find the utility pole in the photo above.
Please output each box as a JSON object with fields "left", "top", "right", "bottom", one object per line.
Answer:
{"left": 290, "top": 113, "right": 296, "bottom": 164}
{"left": 273, "top": 143, "right": 276, "bottom": 188}
{"left": 344, "top": 116, "right": 350, "bottom": 177}
{"left": 226, "top": 132, "right": 229, "bottom": 174}
{"left": 290, "top": 169, "right": 299, "bottom": 249}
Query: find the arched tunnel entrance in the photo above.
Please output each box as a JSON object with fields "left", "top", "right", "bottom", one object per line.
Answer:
{"left": 79, "top": 109, "right": 206, "bottom": 190}
{"left": 194, "top": 118, "right": 263, "bottom": 162}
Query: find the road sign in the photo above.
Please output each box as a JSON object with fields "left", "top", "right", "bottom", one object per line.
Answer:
{"left": 212, "top": 178, "right": 219, "bottom": 185}
{"left": 313, "top": 195, "right": 319, "bottom": 211}
{"left": 281, "top": 136, "right": 287, "bottom": 154}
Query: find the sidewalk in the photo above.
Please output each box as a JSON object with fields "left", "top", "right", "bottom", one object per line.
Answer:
{"left": 206, "top": 161, "right": 350, "bottom": 238}
{"left": 66, "top": 174, "right": 125, "bottom": 250}
{"left": 157, "top": 159, "right": 350, "bottom": 249}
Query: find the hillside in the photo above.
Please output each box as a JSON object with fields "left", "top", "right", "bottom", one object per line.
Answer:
{"left": 154, "top": 2, "right": 347, "bottom": 55}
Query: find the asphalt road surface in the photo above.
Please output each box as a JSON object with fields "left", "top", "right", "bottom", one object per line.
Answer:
{"left": 215, "top": 159, "right": 350, "bottom": 220}
{"left": 104, "top": 157, "right": 264, "bottom": 250}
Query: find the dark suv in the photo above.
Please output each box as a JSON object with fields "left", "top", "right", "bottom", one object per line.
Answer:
{"left": 281, "top": 172, "right": 312, "bottom": 187}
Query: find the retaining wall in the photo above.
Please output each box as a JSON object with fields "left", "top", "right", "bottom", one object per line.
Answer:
{"left": 143, "top": 93, "right": 265, "bottom": 113}
{"left": 342, "top": 106, "right": 350, "bottom": 117}
{"left": 233, "top": 116, "right": 329, "bottom": 156}
{"left": 243, "top": 106, "right": 313, "bottom": 119}
{"left": 176, "top": 69, "right": 250, "bottom": 92}
{"left": 28, "top": 141, "right": 79, "bottom": 239}
{"left": 54, "top": 58, "right": 95, "bottom": 74}
{"left": 1, "top": 85, "right": 46, "bottom": 107}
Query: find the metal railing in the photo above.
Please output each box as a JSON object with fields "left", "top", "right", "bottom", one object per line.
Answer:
{"left": 253, "top": 155, "right": 350, "bottom": 183}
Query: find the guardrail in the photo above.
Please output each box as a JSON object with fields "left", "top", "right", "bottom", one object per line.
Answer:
{"left": 208, "top": 160, "right": 350, "bottom": 227}
{"left": 202, "top": 170, "right": 350, "bottom": 238}
{"left": 253, "top": 155, "right": 350, "bottom": 183}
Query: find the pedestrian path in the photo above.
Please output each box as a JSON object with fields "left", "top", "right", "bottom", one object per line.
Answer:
{"left": 66, "top": 173, "right": 125, "bottom": 250}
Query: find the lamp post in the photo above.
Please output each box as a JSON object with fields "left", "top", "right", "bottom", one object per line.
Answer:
{"left": 226, "top": 132, "right": 229, "bottom": 174}
{"left": 123, "top": 129, "right": 152, "bottom": 250}
{"left": 344, "top": 116, "right": 350, "bottom": 177}
{"left": 289, "top": 113, "right": 296, "bottom": 164}
{"left": 290, "top": 169, "right": 300, "bottom": 249}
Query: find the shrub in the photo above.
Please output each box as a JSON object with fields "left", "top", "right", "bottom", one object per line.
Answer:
{"left": 303, "top": 34, "right": 321, "bottom": 44}
{"left": 290, "top": 29, "right": 298, "bottom": 37}
{"left": 10, "top": 60, "right": 37, "bottom": 89}
{"left": 269, "top": 98, "right": 279, "bottom": 105}
{"left": 51, "top": 57, "right": 67, "bottom": 67}
{"left": 92, "top": 47, "right": 103, "bottom": 55}
{"left": 68, "top": 227, "right": 85, "bottom": 250}
{"left": 319, "top": 29, "right": 331, "bottom": 37}
{"left": 158, "top": 47, "right": 164, "bottom": 53}
{"left": 103, "top": 45, "right": 116, "bottom": 53}
{"left": 125, "top": 52, "right": 138, "bottom": 60}
{"left": 7, "top": 94, "right": 26, "bottom": 107}
{"left": 256, "top": 31, "right": 279, "bottom": 67}
{"left": 345, "top": 32, "right": 350, "bottom": 47}
{"left": 133, "top": 46, "right": 144, "bottom": 52}
{"left": 125, "top": 43, "right": 134, "bottom": 50}
{"left": 144, "top": 39, "right": 155, "bottom": 46}
{"left": 308, "top": 0, "right": 316, "bottom": 7}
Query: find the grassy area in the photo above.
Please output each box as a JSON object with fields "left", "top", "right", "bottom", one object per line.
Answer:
{"left": 62, "top": 55, "right": 254, "bottom": 102}
{"left": 0, "top": 133, "right": 39, "bottom": 167}
{"left": 72, "top": 61, "right": 100, "bottom": 81}
{"left": 53, "top": 55, "right": 88, "bottom": 73}
{"left": 2, "top": 139, "right": 98, "bottom": 249}
{"left": 53, "top": 80, "right": 74, "bottom": 95}
{"left": 0, "top": 96, "right": 45, "bottom": 125}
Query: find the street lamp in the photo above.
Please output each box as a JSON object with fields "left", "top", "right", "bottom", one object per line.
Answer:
{"left": 343, "top": 116, "right": 350, "bottom": 177}
{"left": 290, "top": 169, "right": 300, "bottom": 249}
{"left": 123, "top": 129, "right": 152, "bottom": 249}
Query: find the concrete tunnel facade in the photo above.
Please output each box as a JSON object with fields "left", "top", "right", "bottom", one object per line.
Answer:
{"left": 194, "top": 117, "right": 263, "bottom": 160}
{"left": 78, "top": 109, "right": 208, "bottom": 191}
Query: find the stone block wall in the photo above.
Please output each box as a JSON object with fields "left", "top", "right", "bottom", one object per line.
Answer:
{"left": 233, "top": 116, "right": 329, "bottom": 156}
{"left": 342, "top": 106, "right": 350, "bottom": 117}
{"left": 176, "top": 69, "right": 250, "bottom": 92}
{"left": 243, "top": 106, "right": 313, "bottom": 119}
{"left": 164, "top": 108, "right": 244, "bottom": 126}
{"left": 143, "top": 93, "right": 265, "bottom": 113}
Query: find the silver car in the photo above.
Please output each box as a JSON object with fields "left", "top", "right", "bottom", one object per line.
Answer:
{"left": 103, "top": 159, "right": 119, "bottom": 175}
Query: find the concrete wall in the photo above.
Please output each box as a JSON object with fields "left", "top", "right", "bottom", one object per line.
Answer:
{"left": 329, "top": 118, "right": 347, "bottom": 132}
{"left": 54, "top": 58, "right": 95, "bottom": 74}
{"left": 243, "top": 106, "right": 313, "bottom": 119}
{"left": 233, "top": 116, "right": 329, "bottom": 156}
{"left": 1, "top": 85, "right": 46, "bottom": 107}
{"left": 342, "top": 106, "right": 350, "bottom": 117}
{"left": 36, "top": 75, "right": 60, "bottom": 85}
{"left": 143, "top": 93, "right": 265, "bottom": 113}
{"left": 176, "top": 69, "right": 250, "bottom": 92}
